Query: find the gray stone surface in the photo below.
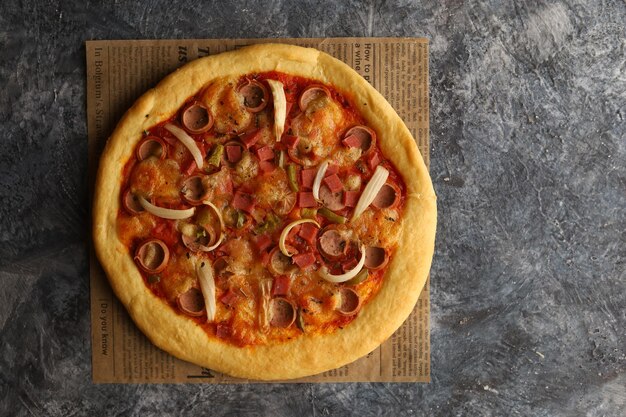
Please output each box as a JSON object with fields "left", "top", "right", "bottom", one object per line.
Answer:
{"left": 1, "top": 0, "right": 624, "bottom": 415}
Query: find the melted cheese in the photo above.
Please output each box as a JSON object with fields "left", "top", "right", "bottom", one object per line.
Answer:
{"left": 202, "top": 77, "right": 253, "bottom": 134}
{"left": 130, "top": 157, "right": 182, "bottom": 200}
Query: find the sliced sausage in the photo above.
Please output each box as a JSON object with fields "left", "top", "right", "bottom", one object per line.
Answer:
{"left": 318, "top": 227, "right": 348, "bottom": 260}
{"left": 181, "top": 102, "right": 213, "bottom": 134}
{"left": 238, "top": 80, "right": 269, "bottom": 112}
{"left": 364, "top": 246, "right": 389, "bottom": 270}
{"left": 134, "top": 239, "right": 169, "bottom": 274}
{"left": 319, "top": 185, "right": 345, "bottom": 211}
{"left": 177, "top": 287, "right": 205, "bottom": 316}
{"left": 336, "top": 288, "right": 361, "bottom": 315}
{"left": 372, "top": 182, "right": 400, "bottom": 209}
{"left": 270, "top": 297, "right": 296, "bottom": 328}
{"left": 136, "top": 136, "right": 167, "bottom": 161}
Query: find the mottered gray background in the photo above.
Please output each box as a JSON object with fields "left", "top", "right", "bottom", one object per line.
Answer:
{"left": 0, "top": 0, "right": 624, "bottom": 416}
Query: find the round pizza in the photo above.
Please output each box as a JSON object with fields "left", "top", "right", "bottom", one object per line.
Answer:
{"left": 93, "top": 43, "right": 436, "bottom": 380}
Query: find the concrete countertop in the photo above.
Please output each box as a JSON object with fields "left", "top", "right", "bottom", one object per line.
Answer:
{"left": 0, "top": 1, "right": 623, "bottom": 415}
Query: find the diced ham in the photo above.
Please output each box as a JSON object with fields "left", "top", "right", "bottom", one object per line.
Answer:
{"left": 226, "top": 145, "right": 243, "bottom": 163}
{"left": 216, "top": 323, "right": 232, "bottom": 339}
{"left": 300, "top": 168, "right": 317, "bottom": 189}
{"left": 183, "top": 160, "right": 197, "bottom": 175}
{"left": 341, "top": 258, "right": 359, "bottom": 272}
{"left": 253, "top": 234, "right": 273, "bottom": 253}
{"left": 259, "top": 160, "right": 276, "bottom": 173}
{"left": 292, "top": 252, "right": 316, "bottom": 269}
{"left": 325, "top": 164, "right": 339, "bottom": 177}
{"left": 342, "top": 134, "right": 363, "bottom": 148}
{"left": 298, "top": 222, "right": 319, "bottom": 244}
{"left": 285, "top": 101, "right": 294, "bottom": 117}
{"left": 297, "top": 192, "right": 317, "bottom": 208}
{"left": 272, "top": 275, "right": 290, "bottom": 297}
{"left": 240, "top": 129, "right": 262, "bottom": 149}
{"left": 282, "top": 134, "right": 300, "bottom": 149}
{"left": 343, "top": 190, "right": 360, "bottom": 207}
{"left": 232, "top": 190, "right": 255, "bottom": 213}
{"left": 220, "top": 289, "right": 239, "bottom": 307}
{"left": 255, "top": 146, "right": 275, "bottom": 161}
{"left": 323, "top": 174, "right": 343, "bottom": 193}
{"left": 365, "top": 152, "right": 380, "bottom": 170}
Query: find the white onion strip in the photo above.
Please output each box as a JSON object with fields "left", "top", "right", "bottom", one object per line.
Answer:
{"left": 138, "top": 196, "right": 195, "bottom": 219}
{"left": 164, "top": 123, "right": 204, "bottom": 169}
{"left": 319, "top": 244, "right": 366, "bottom": 283}
{"left": 312, "top": 160, "right": 329, "bottom": 201}
{"left": 279, "top": 218, "right": 320, "bottom": 257}
{"left": 267, "top": 80, "right": 286, "bottom": 142}
{"left": 196, "top": 260, "right": 216, "bottom": 322}
{"left": 202, "top": 200, "right": 225, "bottom": 251}
{"left": 351, "top": 166, "right": 389, "bottom": 221}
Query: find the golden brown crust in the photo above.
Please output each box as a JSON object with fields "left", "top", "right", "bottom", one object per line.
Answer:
{"left": 93, "top": 43, "right": 436, "bottom": 380}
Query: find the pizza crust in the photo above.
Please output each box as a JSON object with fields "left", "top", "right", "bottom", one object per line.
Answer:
{"left": 93, "top": 43, "right": 436, "bottom": 380}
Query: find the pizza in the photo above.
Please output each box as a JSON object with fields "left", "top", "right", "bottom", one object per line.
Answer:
{"left": 92, "top": 43, "right": 436, "bottom": 380}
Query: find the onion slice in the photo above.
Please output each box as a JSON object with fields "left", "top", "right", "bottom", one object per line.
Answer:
{"left": 267, "top": 79, "right": 286, "bottom": 142}
{"left": 196, "top": 260, "right": 216, "bottom": 322}
{"left": 201, "top": 200, "right": 225, "bottom": 251}
{"left": 164, "top": 123, "right": 204, "bottom": 170}
{"left": 279, "top": 218, "right": 320, "bottom": 257}
{"left": 319, "top": 244, "right": 366, "bottom": 283}
{"left": 312, "top": 160, "right": 329, "bottom": 201}
{"left": 351, "top": 166, "right": 389, "bottom": 221}
{"left": 138, "top": 196, "right": 195, "bottom": 219}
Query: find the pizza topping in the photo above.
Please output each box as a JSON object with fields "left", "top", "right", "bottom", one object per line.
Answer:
{"left": 297, "top": 222, "right": 319, "bottom": 244}
{"left": 224, "top": 142, "right": 244, "bottom": 164}
{"left": 134, "top": 238, "right": 169, "bottom": 274}
{"left": 271, "top": 275, "right": 290, "bottom": 297}
{"left": 279, "top": 219, "right": 320, "bottom": 257}
{"left": 342, "top": 125, "right": 376, "bottom": 154}
{"left": 272, "top": 192, "right": 297, "bottom": 216}
{"left": 343, "top": 190, "right": 360, "bottom": 208}
{"left": 181, "top": 176, "right": 210, "bottom": 205}
{"left": 164, "top": 124, "right": 204, "bottom": 171}
{"left": 255, "top": 146, "right": 275, "bottom": 161}
{"left": 258, "top": 279, "right": 272, "bottom": 333}
{"left": 323, "top": 174, "right": 343, "bottom": 194}
{"left": 239, "top": 128, "right": 262, "bottom": 149}
{"left": 351, "top": 165, "right": 389, "bottom": 220}
{"left": 372, "top": 182, "right": 401, "bottom": 209}
{"left": 364, "top": 246, "right": 389, "bottom": 270}
{"left": 138, "top": 196, "right": 195, "bottom": 220}
{"left": 196, "top": 260, "right": 216, "bottom": 322}
{"left": 136, "top": 136, "right": 167, "bottom": 161}
{"left": 298, "top": 84, "right": 330, "bottom": 112}
{"left": 123, "top": 189, "right": 144, "bottom": 215}
{"left": 319, "top": 185, "right": 345, "bottom": 211}
{"left": 220, "top": 289, "right": 240, "bottom": 307}
{"left": 238, "top": 79, "right": 269, "bottom": 112}
{"left": 206, "top": 144, "right": 224, "bottom": 170}
{"left": 181, "top": 101, "right": 214, "bottom": 134}
{"left": 345, "top": 268, "right": 369, "bottom": 286}
{"left": 286, "top": 164, "right": 299, "bottom": 192}
{"left": 297, "top": 192, "right": 317, "bottom": 208}
{"left": 270, "top": 297, "right": 296, "bottom": 328}
{"left": 267, "top": 79, "right": 286, "bottom": 141}
{"left": 319, "top": 244, "right": 366, "bottom": 283}
{"left": 180, "top": 223, "right": 217, "bottom": 252}
{"left": 268, "top": 246, "right": 296, "bottom": 276}
{"left": 318, "top": 227, "right": 349, "bottom": 260}
{"left": 176, "top": 287, "right": 205, "bottom": 317}
{"left": 312, "top": 160, "right": 329, "bottom": 200}
{"left": 300, "top": 168, "right": 316, "bottom": 190}
{"left": 282, "top": 134, "right": 299, "bottom": 149}
{"left": 232, "top": 190, "right": 255, "bottom": 213}
{"left": 292, "top": 252, "right": 316, "bottom": 269}
{"left": 336, "top": 287, "right": 361, "bottom": 315}
{"left": 318, "top": 207, "right": 347, "bottom": 224}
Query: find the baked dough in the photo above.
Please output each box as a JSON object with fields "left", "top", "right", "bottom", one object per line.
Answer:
{"left": 92, "top": 43, "right": 436, "bottom": 380}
